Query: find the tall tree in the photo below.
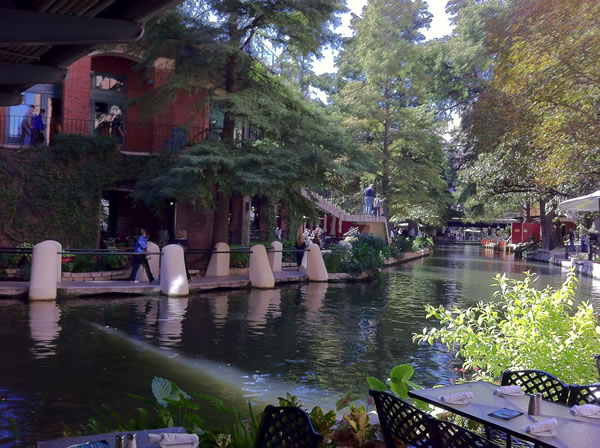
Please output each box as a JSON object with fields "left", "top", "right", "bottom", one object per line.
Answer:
{"left": 133, "top": 1, "right": 348, "bottom": 244}
{"left": 332, "top": 0, "right": 451, "bottom": 225}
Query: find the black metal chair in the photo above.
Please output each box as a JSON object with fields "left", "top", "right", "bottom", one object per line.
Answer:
{"left": 427, "top": 419, "right": 501, "bottom": 448}
{"left": 568, "top": 384, "right": 600, "bottom": 406}
{"left": 369, "top": 389, "right": 437, "bottom": 448}
{"left": 254, "top": 405, "right": 323, "bottom": 448}
{"left": 501, "top": 370, "right": 569, "bottom": 404}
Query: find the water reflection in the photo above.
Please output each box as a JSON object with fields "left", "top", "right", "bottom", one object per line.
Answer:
{"left": 209, "top": 293, "right": 229, "bottom": 328}
{"left": 157, "top": 298, "right": 189, "bottom": 349}
{"left": 29, "top": 301, "right": 61, "bottom": 359}
{"left": 247, "top": 289, "right": 281, "bottom": 333}
{"left": 302, "top": 282, "right": 327, "bottom": 313}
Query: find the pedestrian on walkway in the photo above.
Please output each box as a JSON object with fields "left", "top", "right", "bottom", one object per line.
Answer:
{"left": 129, "top": 229, "right": 154, "bottom": 283}
{"left": 295, "top": 227, "right": 306, "bottom": 271}
{"left": 363, "top": 184, "right": 375, "bottom": 215}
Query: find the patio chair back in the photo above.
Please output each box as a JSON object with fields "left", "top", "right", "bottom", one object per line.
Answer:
{"left": 254, "top": 405, "right": 322, "bottom": 448}
{"left": 501, "top": 370, "right": 569, "bottom": 404}
{"left": 369, "top": 389, "right": 437, "bottom": 448}
{"left": 568, "top": 384, "right": 600, "bottom": 406}
{"left": 427, "top": 419, "right": 501, "bottom": 448}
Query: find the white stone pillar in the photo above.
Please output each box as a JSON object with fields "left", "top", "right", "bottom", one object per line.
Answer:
{"left": 268, "top": 241, "right": 282, "bottom": 273}
{"left": 206, "top": 242, "right": 230, "bottom": 277}
{"left": 160, "top": 244, "right": 189, "bottom": 297}
{"left": 29, "top": 241, "right": 59, "bottom": 300}
{"left": 307, "top": 245, "right": 328, "bottom": 282}
{"left": 139, "top": 241, "right": 160, "bottom": 281}
{"left": 330, "top": 216, "right": 337, "bottom": 236}
{"left": 249, "top": 245, "right": 275, "bottom": 288}
{"left": 46, "top": 240, "right": 62, "bottom": 283}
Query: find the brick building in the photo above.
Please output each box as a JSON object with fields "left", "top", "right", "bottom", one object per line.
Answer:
{"left": 0, "top": 49, "right": 275, "bottom": 263}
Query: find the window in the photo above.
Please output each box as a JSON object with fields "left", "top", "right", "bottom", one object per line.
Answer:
{"left": 93, "top": 74, "right": 126, "bottom": 92}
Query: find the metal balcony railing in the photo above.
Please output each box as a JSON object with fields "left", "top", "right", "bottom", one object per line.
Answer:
{"left": 0, "top": 115, "right": 220, "bottom": 153}
{"left": 313, "top": 187, "right": 366, "bottom": 216}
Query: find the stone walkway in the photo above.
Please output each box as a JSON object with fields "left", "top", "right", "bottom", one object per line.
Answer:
{"left": 0, "top": 268, "right": 308, "bottom": 298}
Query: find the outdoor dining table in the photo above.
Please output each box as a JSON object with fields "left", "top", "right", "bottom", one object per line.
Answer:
{"left": 408, "top": 381, "right": 600, "bottom": 448}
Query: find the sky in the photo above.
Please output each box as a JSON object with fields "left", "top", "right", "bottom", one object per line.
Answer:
{"left": 312, "top": 0, "right": 454, "bottom": 75}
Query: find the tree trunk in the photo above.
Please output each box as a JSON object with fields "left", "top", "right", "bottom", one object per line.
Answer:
{"left": 382, "top": 80, "right": 391, "bottom": 201}
{"left": 211, "top": 52, "right": 239, "bottom": 246}
{"left": 540, "top": 199, "right": 554, "bottom": 250}
{"left": 524, "top": 202, "right": 531, "bottom": 223}
{"left": 212, "top": 190, "right": 230, "bottom": 245}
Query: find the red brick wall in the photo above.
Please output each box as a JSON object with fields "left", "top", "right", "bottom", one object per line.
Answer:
{"left": 176, "top": 202, "right": 214, "bottom": 269}
{"left": 63, "top": 57, "right": 92, "bottom": 134}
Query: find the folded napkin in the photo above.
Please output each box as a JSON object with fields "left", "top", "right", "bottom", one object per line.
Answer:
{"left": 570, "top": 404, "right": 600, "bottom": 417}
{"left": 494, "top": 385, "right": 523, "bottom": 396}
{"left": 523, "top": 418, "right": 558, "bottom": 434}
{"left": 147, "top": 433, "right": 199, "bottom": 448}
{"left": 440, "top": 392, "right": 473, "bottom": 403}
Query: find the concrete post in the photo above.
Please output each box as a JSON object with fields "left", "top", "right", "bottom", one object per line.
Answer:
{"left": 160, "top": 244, "right": 189, "bottom": 297}
{"left": 139, "top": 241, "right": 160, "bottom": 281}
{"left": 46, "top": 240, "right": 62, "bottom": 283}
{"left": 206, "top": 242, "right": 230, "bottom": 277}
{"left": 29, "top": 241, "right": 59, "bottom": 301}
{"left": 268, "top": 241, "right": 282, "bottom": 273}
{"left": 249, "top": 245, "right": 275, "bottom": 288}
{"left": 307, "top": 245, "right": 328, "bottom": 282}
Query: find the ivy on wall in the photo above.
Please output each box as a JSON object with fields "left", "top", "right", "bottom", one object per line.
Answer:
{"left": 0, "top": 135, "right": 135, "bottom": 247}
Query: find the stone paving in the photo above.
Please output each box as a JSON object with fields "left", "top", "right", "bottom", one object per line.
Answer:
{"left": 0, "top": 268, "right": 308, "bottom": 298}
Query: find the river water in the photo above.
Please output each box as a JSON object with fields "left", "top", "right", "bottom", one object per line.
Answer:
{"left": 2, "top": 245, "right": 599, "bottom": 445}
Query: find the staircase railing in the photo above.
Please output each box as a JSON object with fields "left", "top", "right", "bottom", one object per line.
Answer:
{"left": 312, "top": 187, "right": 364, "bottom": 216}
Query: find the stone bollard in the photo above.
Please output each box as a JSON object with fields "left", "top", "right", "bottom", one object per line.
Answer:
{"left": 139, "top": 241, "right": 160, "bottom": 281}
{"left": 46, "top": 240, "right": 62, "bottom": 283}
{"left": 29, "top": 241, "right": 59, "bottom": 300}
{"left": 268, "top": 241, "right": 282, "bottom": 273}
{"left": 206, "top": 242, "right": 230, "bottom": 277}
{"left": 307, "top": 245, "right": 328, "bottom": 282}
{"left": 160, "top": 244, "right": 189, "bottom": 297}
{"left": 249, "top": 245, "right": 275, "bottom": 288}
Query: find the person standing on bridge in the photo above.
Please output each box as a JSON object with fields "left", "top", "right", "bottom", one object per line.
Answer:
{"left": 363, "top": 184, "right": 375, "bottom": 215}
{"left": 129, "top": 229, "right": 154, "bottom": 283}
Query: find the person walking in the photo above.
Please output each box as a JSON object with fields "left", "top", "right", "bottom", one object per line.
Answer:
{"left": 363, "top": 184, "right": 375, "bottom": 215}
{"left": 295, "top": 227, "right": 306, "bottom": 271}
{"left": 21, "top": 105, "right": 35, "bottom": 146}
{"left": 32, "top": 108, "right": 45, "bottom": 144}
{"left": 111, "top": 113, "right": 125, "bottom": 147}
{"left": 129, "top": 229, "right": 154, "bottom": 283}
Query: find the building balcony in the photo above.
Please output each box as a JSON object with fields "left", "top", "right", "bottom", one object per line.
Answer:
{"left": 0, "top": 115, "right": 218, "bottom": 154}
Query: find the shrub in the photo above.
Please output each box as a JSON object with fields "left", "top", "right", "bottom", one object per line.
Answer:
{"left": 411, "top": 235, "right": 434, "bottom": 251}
{"left": 323, "top": 233, "right": 388, "bottom": 275}
{"left": 72, "top": 255, "right": 97, "bottom": 273}
{"left": 414, "top": 271, "right": 600, "bottom": 385}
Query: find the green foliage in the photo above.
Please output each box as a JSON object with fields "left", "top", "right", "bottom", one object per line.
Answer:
{"left": 308, "top": 406, "right": 337, "bottom": 443}
{"left": 8, "top": 242, "right": 33, "bottom": 267}
{"left": 336, "top": 405, "right": 374, "bottom": 448}
{"left": 411, "top": 235, "right": 434, "bottom": 251}
{"left": 414, "top": 271, "right": 600, "bottom": 385}
{"left": 366, "top": 363, "right": 429, "bottom": 412}
{"left": 323, "top": 234, "right": 389, "bottom": 275}
{"left": 81, "top": 377, "right": 260, "bottom": 448}
{"left": 0, "top": 136, "right": 132, "bottom": 247}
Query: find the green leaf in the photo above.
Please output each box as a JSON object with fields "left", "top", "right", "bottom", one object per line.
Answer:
{"left": 367, "top": 376, "right": 387, "bottom": 391}
{"left": 152, "top": 377, "right": 191, "bottom": 408}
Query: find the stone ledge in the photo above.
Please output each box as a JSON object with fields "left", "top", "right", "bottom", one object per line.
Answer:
{"left": 61, "top": 268, "right": 130, "bottom": 282}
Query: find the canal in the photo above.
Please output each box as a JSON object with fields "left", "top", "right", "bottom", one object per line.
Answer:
{"left": 2, "top": 245, "right": 599, "bottom": 445}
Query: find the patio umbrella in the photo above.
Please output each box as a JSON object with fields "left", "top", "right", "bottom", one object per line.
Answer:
{"left": 558, "top": 190, "right": 600, "bottom": 212}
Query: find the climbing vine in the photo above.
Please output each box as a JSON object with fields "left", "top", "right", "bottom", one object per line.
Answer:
{"left": 0, "top": 135, "right": 136, "bottom": 247}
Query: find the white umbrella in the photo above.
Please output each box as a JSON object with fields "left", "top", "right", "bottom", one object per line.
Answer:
{"left": 558, "top": 190, "right": 600, "bottom": 212}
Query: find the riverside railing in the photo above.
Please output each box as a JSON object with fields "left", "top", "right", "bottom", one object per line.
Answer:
{"left": 312, "top": 187, "right": 365, "bottom": 215}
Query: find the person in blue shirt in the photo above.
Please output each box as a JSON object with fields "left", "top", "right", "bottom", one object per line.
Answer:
{"left": 129, "top": 229, "right": 154, "bottom": 283}
{"left": 363, "top": 184, "right": 375, "bottom": 215}
{"left": 32, "top": 108, "right": 45, "bottom": 144}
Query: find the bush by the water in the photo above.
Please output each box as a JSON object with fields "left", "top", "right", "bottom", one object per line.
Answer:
{"left": 389, "top": 234, "right": 433, "bottom": 256}
{"left": 323, "top": 233, "right": 389, "bottom": 275}
{"left": 414, "top": 270, "right": 600, "bottom": 385}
